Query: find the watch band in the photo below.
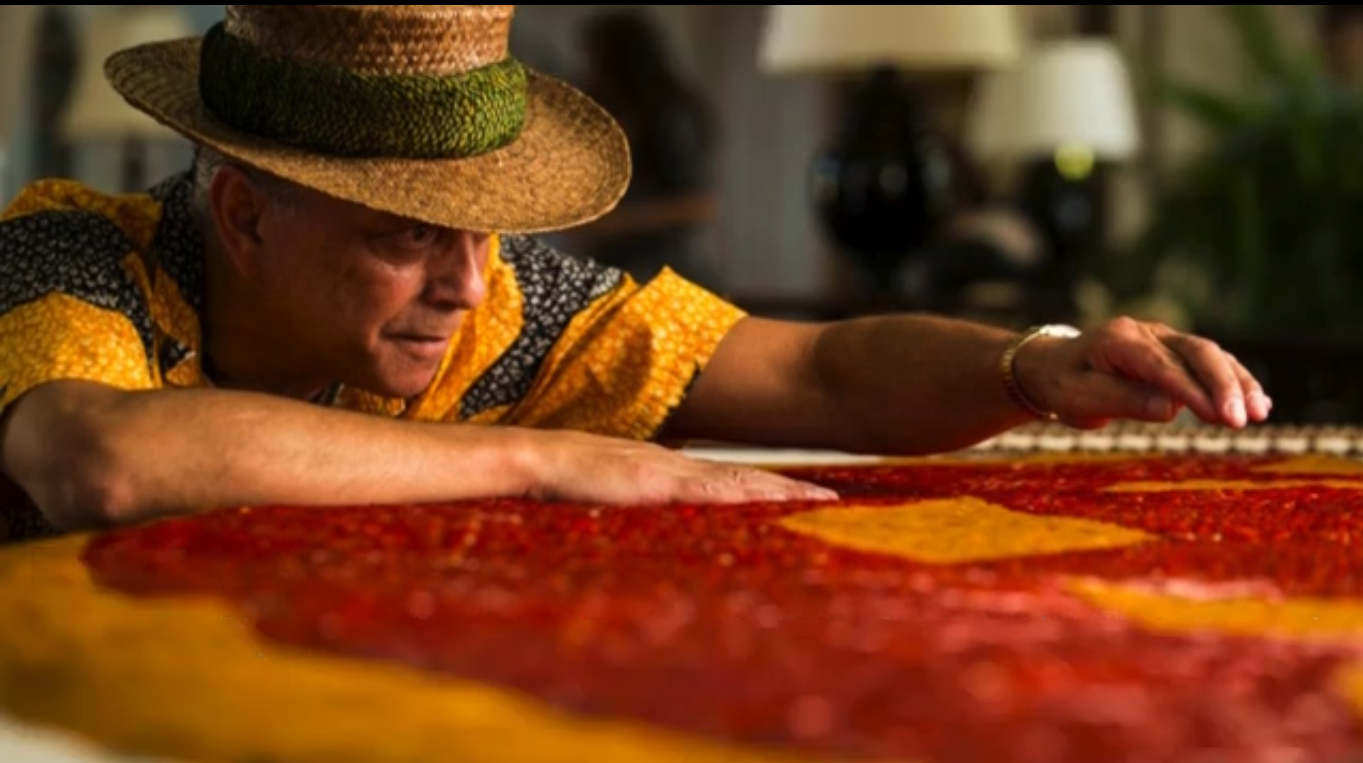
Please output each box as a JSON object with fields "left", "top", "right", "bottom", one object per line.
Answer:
{"left": 999, "top": 324, "right": 1080, "bottom": 422}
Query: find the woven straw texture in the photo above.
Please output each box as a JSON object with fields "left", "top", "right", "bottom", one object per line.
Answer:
{"left": 227, "top": 5, "right": 514, "bottom": 75}
{"left": 104, "top": 5, "right": 630, "bottom": 234}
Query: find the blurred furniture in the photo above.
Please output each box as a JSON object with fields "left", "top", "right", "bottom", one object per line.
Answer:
{"left": 967, "top": 39, "right": 1140, "bottom": 322}
{"left": 758, "top": 5, "right": 1023, "bottom": 307}
{"left": 62, "top": 5, "right": 189, "bottom": 192}
{"left": 31, "top": 7, "right": 81, "bottom": 182}
{"left": 0, "top": 5, "right": 40, "bottom": 202}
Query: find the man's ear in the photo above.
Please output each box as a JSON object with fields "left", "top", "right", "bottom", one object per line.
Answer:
{"left": 207, "top": 164, "right": 269, "bottom": 280}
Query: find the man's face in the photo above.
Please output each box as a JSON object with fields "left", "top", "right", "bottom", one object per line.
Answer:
{"left": 248, "top": 181, "right": 492, "bottom": 399}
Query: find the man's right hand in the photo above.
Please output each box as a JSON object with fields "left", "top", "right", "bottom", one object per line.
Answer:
{"left": 519, "top": 429, "right": 839, "bottom": 505}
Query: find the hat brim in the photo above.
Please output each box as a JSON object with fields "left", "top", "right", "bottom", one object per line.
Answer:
{"left": 105, "top": 37, "right": 631, "bottom": 234}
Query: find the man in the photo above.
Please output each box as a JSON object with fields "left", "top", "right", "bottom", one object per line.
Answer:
{"left": 0, "top": 6, "right": 1269, "bottom": 543}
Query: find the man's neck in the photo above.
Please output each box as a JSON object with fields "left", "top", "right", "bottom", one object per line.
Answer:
{"left": 202, "top": 247, "right": 332, "bottom": 402}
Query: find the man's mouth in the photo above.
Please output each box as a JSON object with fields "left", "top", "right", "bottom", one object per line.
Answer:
{"left": 389, "top": 335, "right": 450, "bottom": 361}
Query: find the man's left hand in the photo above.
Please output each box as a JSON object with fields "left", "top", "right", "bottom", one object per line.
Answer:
{"left": 1014, "top": 317, "right": 1272, "bottom": 430}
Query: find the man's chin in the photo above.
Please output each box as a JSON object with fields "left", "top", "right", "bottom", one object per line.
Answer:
{"left": 376, "top": 369, "right": 441, "bottom": 400}
{"left": 347, "top": 359, "right": 441, "bottom": 401}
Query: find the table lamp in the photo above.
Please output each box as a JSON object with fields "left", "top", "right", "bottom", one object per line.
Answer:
{"left": 965, "top": 39, "right": 1140, "bottom": 319}
{"left": 759, "top": 5, "right": 1024, "bottom": 305}
{"left": 61, "top": 5, "right": 190, "bottom": 192}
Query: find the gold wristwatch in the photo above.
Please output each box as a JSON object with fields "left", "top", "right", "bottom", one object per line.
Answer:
{"left": 999, "top": 324, "right": 1081, "bottom": 421}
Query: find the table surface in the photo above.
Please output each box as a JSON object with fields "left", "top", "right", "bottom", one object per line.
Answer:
{"left": 7, "top": 443, "right": 1363, "bottom": 763}
{"left": 2, "top": 445, "right": 858, "bottom": 763}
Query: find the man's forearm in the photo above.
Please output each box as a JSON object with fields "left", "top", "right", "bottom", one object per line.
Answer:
{"left": 812, "top": 314, "right": 1039, "bottom": 454}
{"left": 0, "top": 382, "right": 537, "bottom": 532}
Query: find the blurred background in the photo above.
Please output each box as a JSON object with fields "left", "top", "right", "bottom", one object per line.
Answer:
{"left": 1, "top": 5, "right": 1360, "bottom": 423}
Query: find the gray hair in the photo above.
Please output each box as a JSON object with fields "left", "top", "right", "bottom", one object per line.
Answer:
{"left": 191, "top": 145, "right": 300, "bottom": 227}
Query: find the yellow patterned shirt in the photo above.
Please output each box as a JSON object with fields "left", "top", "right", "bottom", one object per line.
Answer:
{"left": 0, "top": 173, "right": 746, "bottom": 543}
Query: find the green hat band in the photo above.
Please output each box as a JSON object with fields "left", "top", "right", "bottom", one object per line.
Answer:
{"left": 198, "top": 22, "right": 528, "bottom": 160}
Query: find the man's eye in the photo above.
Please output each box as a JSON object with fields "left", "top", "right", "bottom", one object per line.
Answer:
{"left": 408, "top": 225, "right": 433, "bottom": 244}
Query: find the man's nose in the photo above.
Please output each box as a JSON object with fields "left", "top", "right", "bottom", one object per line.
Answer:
{"left": 426, "top": 231, "right": 489, "bottom": 309}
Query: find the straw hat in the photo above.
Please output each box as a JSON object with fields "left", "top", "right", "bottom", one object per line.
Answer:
{"left": 105, "top": 5, "right": 630, "bottom": 234}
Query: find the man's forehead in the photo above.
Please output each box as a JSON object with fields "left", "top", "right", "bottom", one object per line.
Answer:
{"left": 244, "top": 171, "right": 471, "bottom": 234}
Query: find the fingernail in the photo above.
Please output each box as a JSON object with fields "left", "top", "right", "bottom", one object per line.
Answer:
{"left": 1146, "top": 394, "right": 1172, "bottom": 418}
{"left": 808, "top": 487, "right": 840, "bottom": 501}
{"left": 1249, "top": 391, "right": 1271, "bottom": 416}
{"left": 1225, "top": 396, "right": 1247, "bottom": 427}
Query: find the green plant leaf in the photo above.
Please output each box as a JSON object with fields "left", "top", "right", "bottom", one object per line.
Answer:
{"left": 1222, "top": 5, "right": 1291, "bottom": 79}
{"left": 1149, "top": 74, "right": 1252, "bottom": 133}
{"left": 1104, "top": 4, "right": 1363, "bottom": 336}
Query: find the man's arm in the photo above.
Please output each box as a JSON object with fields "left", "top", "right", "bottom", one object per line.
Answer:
{"left": 0, "top": 380, "right": 833, "bottom": 534}
{"left": 0, "top": 381, "right": 538, "bottom": 531}
{"left": 664, "top": 314, "right": 1269, "bottom": 455}
{"left": 661, "top": 315, "right": 1032, "bottom": 454}
{"left": 488, "top": 238, "right": 1033, "bottom": 454}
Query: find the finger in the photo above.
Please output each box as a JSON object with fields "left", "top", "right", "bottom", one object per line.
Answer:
{"left": 1150, "top": 327, "right": 1261, "bottom": 427}
{"left": 1103, "top": 339, "right": 1218, "bottom": 423}
{"left": 682, "top": 465, "right": 837, "bottom": 504}
{"left": 1165, "top": 334, "right": 1248, "bottom": 427}
{"left": 1226, "top": 352, "right": 1271, "bottom": 421}
{"left": 729, "top": 467, "right": 839, "bottom": 502}
{"left": 1062, "top": 371, "right": 1181, "bottom": 425}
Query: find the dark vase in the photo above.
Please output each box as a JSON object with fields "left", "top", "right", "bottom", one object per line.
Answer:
{"left": 1016, "top": 156, "right": 1106, "bottom": 324}
{"left": 809, "top": 66, "right": 956, "bottom": 307}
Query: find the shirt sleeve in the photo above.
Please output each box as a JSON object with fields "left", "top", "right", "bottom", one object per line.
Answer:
{"left": 0, "top": 206, "right": 161, "bottom": 420}
{"left": 459, "top": 235, "right": 746, "bottom": 440}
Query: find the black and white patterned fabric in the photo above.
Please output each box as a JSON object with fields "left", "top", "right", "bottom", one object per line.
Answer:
{"left": 459, "top": 234, "right": 624, "bottom": 420}
{"left": 147, "top": 173, "right": 205, "bottom": 378}
{"left": 0, "top": 210, "right": 156, "bottom": 360}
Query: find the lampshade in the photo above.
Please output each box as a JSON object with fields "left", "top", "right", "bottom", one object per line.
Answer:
{"left": 60, "top": 5, "right": 191, "bottom": 141}
{"left": 966, "top": 39, "right": 1141, "bottom": 162}
{"left": 759, "top": 5, "right": 1024, "bottom": 74}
